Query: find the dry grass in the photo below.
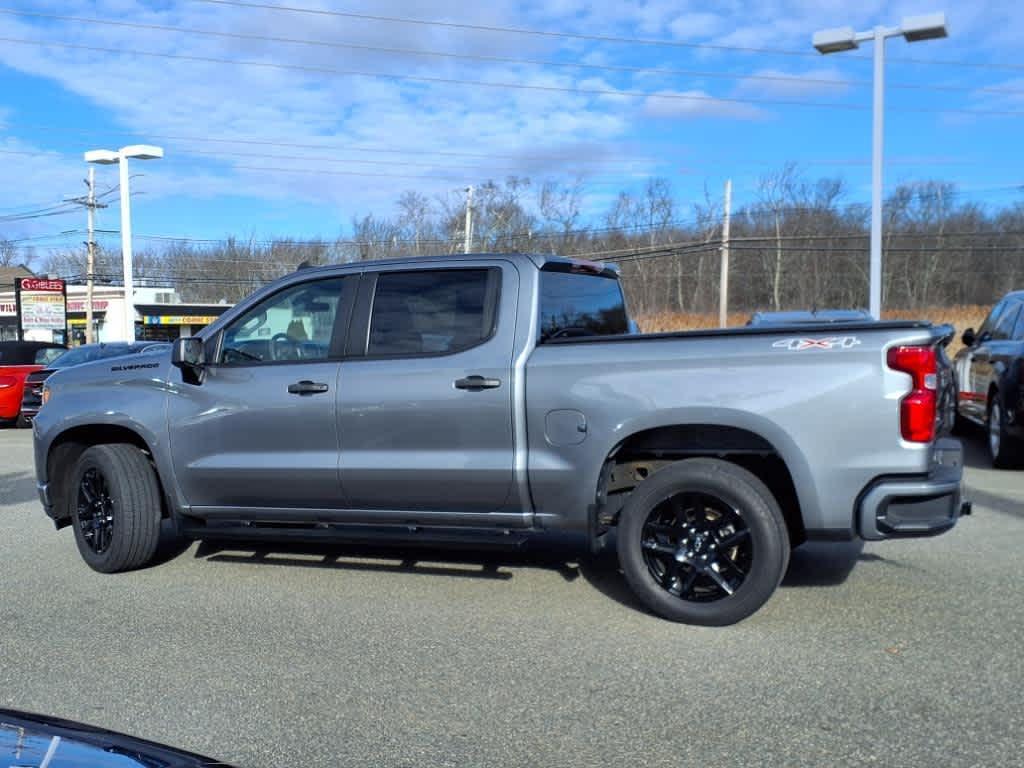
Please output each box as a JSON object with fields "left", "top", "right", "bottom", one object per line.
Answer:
{"left": 636, "top": 305, "right": 989, "bottom": 356}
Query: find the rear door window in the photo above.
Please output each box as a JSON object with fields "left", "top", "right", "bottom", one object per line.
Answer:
{"left": 366, "top": 269, "right": 498, "bottom": 357}
{"left": 539, "top": 266, "right": 629, "bottom": 342}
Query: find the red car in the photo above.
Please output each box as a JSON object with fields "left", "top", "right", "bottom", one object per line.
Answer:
{"left": 0, "top": 341, "right": 66, "bottom": 426}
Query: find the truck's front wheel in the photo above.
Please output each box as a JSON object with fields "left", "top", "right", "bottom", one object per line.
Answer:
{"left": 617, "top": 458, "right": 789, "bottom": 626}
{"left": 69, "top": 444, "right": 162, "bottom": 573}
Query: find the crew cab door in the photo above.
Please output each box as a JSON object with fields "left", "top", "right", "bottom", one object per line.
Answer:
{"left": 337, "top": 262, "right": 518, "bottom": 513}
{"left": 167, "top": 275, "right": 356, "bottom": 513}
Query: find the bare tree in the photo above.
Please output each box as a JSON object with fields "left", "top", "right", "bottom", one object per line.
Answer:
{"left": 0, "top": 239, "right": 20, "bottom": 269}
{"left": 539, "top": 176, "right": 584, "bottom": 252}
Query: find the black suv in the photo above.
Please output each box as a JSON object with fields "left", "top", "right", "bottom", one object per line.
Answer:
{"left": 954, "top": 291, "right": 1024, "bottom": 467}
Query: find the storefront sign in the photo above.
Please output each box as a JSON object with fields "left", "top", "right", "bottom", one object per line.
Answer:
{"left": 67, "top": 299, "right": 109, "bottom": 313}
{"left": 143, "top": 315, "right": 220, "bottom": 326}
{"left": 16, "top": 277, "right": 67, "bottom": 340}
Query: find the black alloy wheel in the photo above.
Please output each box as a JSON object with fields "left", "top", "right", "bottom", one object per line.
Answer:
{"left": 76, "top": 467, "right": 116, "bottom": 555}
{"left": 640, "top": 491, "right": 752, "bottom": 602}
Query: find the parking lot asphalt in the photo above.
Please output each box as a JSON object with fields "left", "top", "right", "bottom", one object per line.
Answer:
{"left": 1, "top": 427, "right": 1022, "bottom": 768}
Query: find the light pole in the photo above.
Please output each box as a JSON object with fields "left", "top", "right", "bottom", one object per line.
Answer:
{"left": 84, "top": 144, "right": 164, "bottom": 342}
{"left": 813, "top": 12, "right": 947, "bottom": 320}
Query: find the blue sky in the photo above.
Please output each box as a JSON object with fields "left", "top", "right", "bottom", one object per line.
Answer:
{"left": 1, "top": 0, "right": 1022, "bottom": 259}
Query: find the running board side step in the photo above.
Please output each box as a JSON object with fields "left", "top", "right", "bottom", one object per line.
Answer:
{"left": 179, "top": 519, "right": 536, "bottom": 550}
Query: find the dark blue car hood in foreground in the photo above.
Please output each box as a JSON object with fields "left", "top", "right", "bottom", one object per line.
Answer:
{"left": 0, "top": 709, "right": 233, "bottom": 767}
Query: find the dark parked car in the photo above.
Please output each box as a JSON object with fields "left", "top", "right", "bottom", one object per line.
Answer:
{"left": 20, "top": 341, "right": 168, "bottom": 424}
{"left": 953, "top": 290, "right": 1024, "bottom": 467}
{"left": 747, "top": 309, "right": 873, "bottom": 326}
{"left": 0, "top": 341, "right": 66, "bottom": 426}
{"left": 1, "top": 708, "right": 230, "bottom": 767}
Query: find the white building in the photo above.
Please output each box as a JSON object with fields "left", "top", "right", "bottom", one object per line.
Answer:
{"left": 0, "top": 283, "right": 231, "bottom": 343}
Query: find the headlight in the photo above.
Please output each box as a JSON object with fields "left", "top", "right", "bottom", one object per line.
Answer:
{"left": 40, "top": 384, "right": 52, "bottom": 406}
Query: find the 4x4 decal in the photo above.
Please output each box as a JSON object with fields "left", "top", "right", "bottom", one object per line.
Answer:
{"left": 772, "top": 337, "right": 862, "bottom": 351}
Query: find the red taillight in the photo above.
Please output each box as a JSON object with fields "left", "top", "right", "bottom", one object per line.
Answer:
{"left": 887, "top": 345, "right": 938, "bottom": 443}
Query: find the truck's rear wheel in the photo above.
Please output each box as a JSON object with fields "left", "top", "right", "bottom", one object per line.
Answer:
{"left": 69, "top": 444, "right": 162, "bottom": 573}
{"left": 617, "top": 458, "right": 789, "bottom": 626}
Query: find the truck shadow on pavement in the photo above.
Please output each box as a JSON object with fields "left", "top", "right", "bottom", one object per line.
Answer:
{"left": 0, "top": 471, "right": 41, "bottom": 506}
{"left": 192, "top": 532, "right": 884, "bottom": 617}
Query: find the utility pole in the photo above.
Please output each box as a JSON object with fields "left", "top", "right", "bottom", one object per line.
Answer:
{"left": 85, "top": 167, "right": 96, "bottom": 343}
{"left": 463, "top": 185, "right": 474, "bottom": 254}
{"left": 718, "top": 178, "right": 732, "bottom": 328}
{"left": 70, "top": 169, "right": 108, "bottom": 344}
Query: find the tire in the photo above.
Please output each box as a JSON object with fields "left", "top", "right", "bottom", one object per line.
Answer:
{"left": 987, "top": 395, "right": 1022, "bottom": 469}
{"left": 68, "top": 443, "right": 163, "bottom": 573}
{"left": 617, "top": 458, "right": 790, "bottom": 626}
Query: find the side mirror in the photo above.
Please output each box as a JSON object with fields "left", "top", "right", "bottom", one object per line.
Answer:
{"left": 172, "top": 337, "right": 205, "bottom": 369}
{"left": 961, "top": 328, "right": 976, "bottom": 347}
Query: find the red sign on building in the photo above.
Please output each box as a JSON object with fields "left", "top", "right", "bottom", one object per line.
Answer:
{"left": 18, "top": 277, "right": 65, "bottom": 293}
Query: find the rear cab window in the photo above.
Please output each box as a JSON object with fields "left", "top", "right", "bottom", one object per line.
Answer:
{"left": 538, "top": 262, "right": 629, "bottom": 342}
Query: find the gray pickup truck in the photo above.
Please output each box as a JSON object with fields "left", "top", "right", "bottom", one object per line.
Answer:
{"left": 32, "top": 254, "right": 968, "bottom": 625}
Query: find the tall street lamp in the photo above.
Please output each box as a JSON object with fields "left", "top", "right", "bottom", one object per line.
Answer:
{"left": 84, "top": 145, "right": 164, "bottom": 342}
{"left": 813, "top": 12, "right": 948, "bottom": 319}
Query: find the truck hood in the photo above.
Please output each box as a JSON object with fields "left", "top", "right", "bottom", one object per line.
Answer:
{"left": 44, "top": 347, "right": 173, "bottom": 399}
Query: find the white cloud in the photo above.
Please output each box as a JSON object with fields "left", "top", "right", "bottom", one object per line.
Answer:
{"left": 735, "top": 66, "right": 852, "bottom": 98}
{"left": 642, "top": 90, "right": 769, "bottom": 121}
{"left": 669, "top": 12, "right": 726, "bottom": 39}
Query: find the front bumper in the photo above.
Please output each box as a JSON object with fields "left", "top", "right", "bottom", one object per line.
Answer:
{"left": 858, "top": 438, "right": 967, "bottom": 541}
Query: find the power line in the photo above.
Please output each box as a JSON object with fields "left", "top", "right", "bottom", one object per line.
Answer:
{"left": 155, "top": 146, "right": 645, "bottom": 175}
{"left": 192, "top": 0, "right": 843, "bottom": 59}
{"left": 6, "top": 35, "right": 1022, "bottom": 117}
{"left": 0, "top": 128, "right": 990, "bottom": 185}
{"left": 194, "top": 0, "right": 1024, "bottom": 74}
{"left": 4, "top": 8, "right": 1022, "bottom": 97}
{"left": 6, "top": 123, "right": 531, "bottom": 162}
{"left": 158, "top": 158, "right": 631, "bottom": 185}
{"left": 0, "top": 36, "right": 870, "bottom": 112}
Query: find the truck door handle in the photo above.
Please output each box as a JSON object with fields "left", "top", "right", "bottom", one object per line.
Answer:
{"left": 454, "top": 375, "right": 501, "bottom": 390}
{"left": 287, "top": 380, "right": 329, "bottom": 395}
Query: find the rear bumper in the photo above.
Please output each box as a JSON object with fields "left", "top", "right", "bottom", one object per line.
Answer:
{"left": 858, "top": 438, "right": 967, "bottom": 541}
